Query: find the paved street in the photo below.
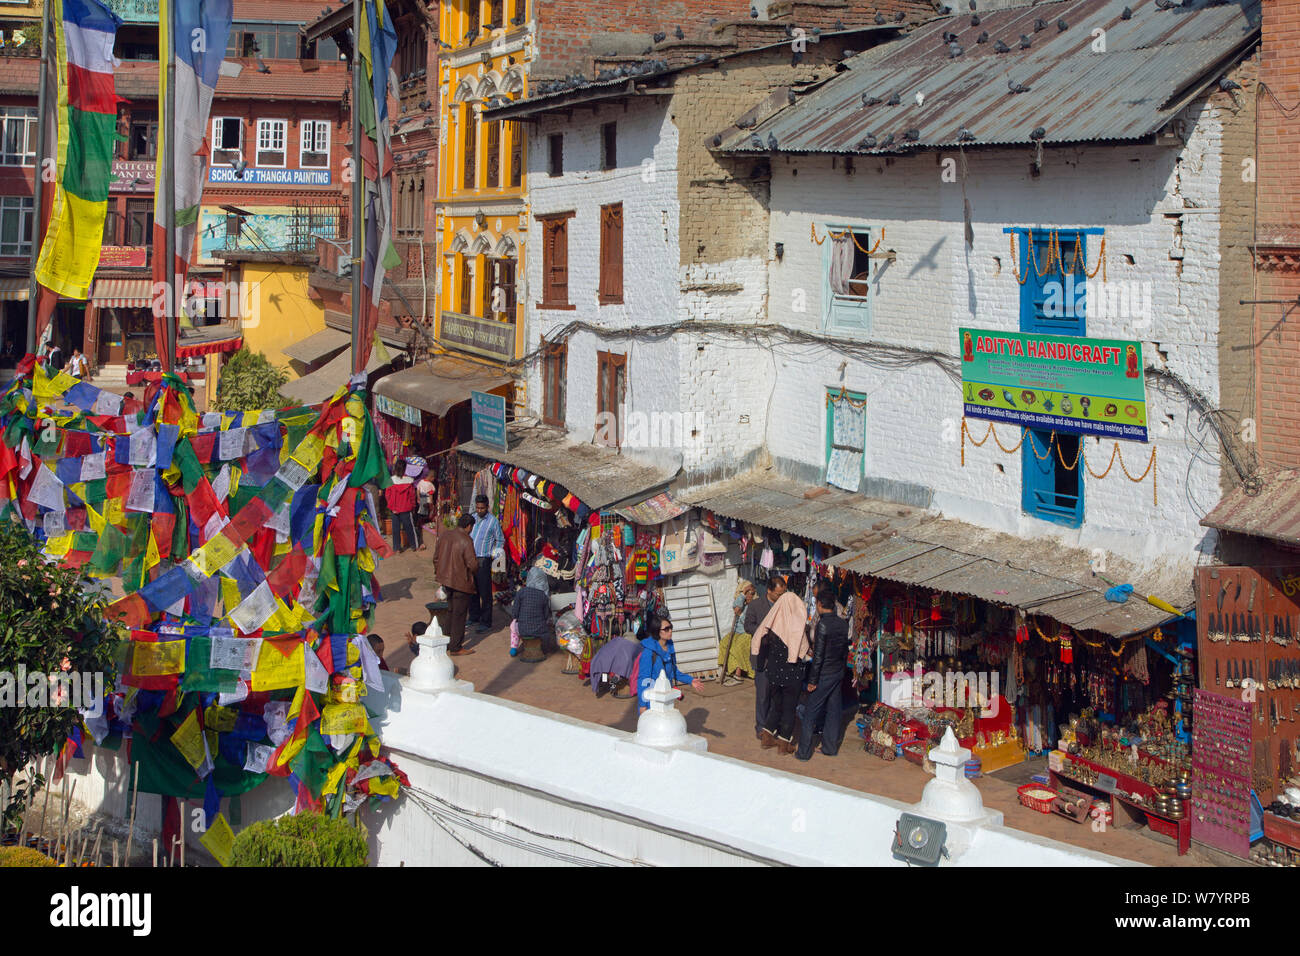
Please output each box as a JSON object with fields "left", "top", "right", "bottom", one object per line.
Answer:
{"left": 369, "top": 544, "right": 1226, "bottom": 867}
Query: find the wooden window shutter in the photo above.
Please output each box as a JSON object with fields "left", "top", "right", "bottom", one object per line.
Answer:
{"left": 548, "top": 219, "right": 567, "bottom": 304}
{"left": 510, "top": 122, "right": 523, "bottom": 186}
{"left": 463, "top": 109, "right": 477, "bottom": 189}
{"left": 599, "top": 204, "right": 623, "bottom": 303}
{"left": 486, "top": 121, "right": 500, "bottom": 188}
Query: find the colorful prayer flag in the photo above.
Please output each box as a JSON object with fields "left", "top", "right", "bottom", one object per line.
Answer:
{"left": 33, "top": 0, "right": 122, "bottom": 300}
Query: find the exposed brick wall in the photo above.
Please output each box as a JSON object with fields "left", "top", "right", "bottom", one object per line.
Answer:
{"left": 1215, "top": 53, "right": 1261, "bottom": 493}
{"left": 1255, "top": 0, "right": 1300, "bottom": 470}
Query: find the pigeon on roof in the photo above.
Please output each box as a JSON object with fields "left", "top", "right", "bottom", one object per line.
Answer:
{"left": 1220, "top": 77, "right": 1242, "bottom": 91}
{"left": 971, "top": 14, "right": 980, "bottom": 26}
{"left": 994, "top": 39, "right": 1010, "bottom": 52}
{"left": 1057, "top": 18, "right": 1068, "bottom": 31}
{"left": 1033, "top": 18, "right": 1047, "bottom": 31}
{"left": 750, "top": 133, "right": 764, "bottom": 149}
{"left": 977, "top": 31, "right": 989, "bottom": 43}
{"left": 886, "top": 91, "right": 901, "bottom": 105}
{"left": 948, "top": 42, "right": 963, "bottom": 57}
{"left": 879, "top": 132, "right": 895, "bottom": 148}
{"left": 903, "top": 127, "right": 920, "bottom": 141}
{"left": 1155, "top": 0, "right": 1176, "bottom": 8}
{"left": 1008, "top": 78, "right": 1031, "bottom": 94}
{"left": 835, "top": 20, "right": 845, "bottom": 30}
{"left": 675, "top": 25, "right": 684, "bottom": 39}
{"left": 767, "top": 132, "right": 778, "bottom": 149}
{"left": 863, "top": 92, "right": 881, "bottom": 106}
{"left": 895, "top": 10, "right": 905, "bottom": 21}
{"left": 750, "top": 5, "right": 758, "bottom": 17}
{"left": 875, "top": 11, "right": 886, "bottom": 23}
{"left": 1019, "top": 34, "right": 1032, "bottom": 48}
{"left": 653, "top": 31, "right": 665, "bottom": 43}
{"left": 858, "top": 134, "right": 877, "bottom": 148}
{"left": 958, "top": 127, "right": 976, "bottom": 142}
{"left": 1030, "top": 126, "right": 1046, "bottom": 140}
{"left": 1121, "top": 6, "right": 1133, "bottom": 19}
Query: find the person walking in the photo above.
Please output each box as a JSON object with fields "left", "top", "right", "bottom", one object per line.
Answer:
{"left": 433, "top": 513, "right": 479, "bottom": 656}
{"left": 746, "top": 575, "right": 785, "bottom": 739}
{"left": 469, "top": 493, "right": 504, "bottom": 632}
{"left": 796, "top": 585, "right": 850, "bottom": 760}
{"left": 751, "top": 585, "right": 810, "bottom": 755}
{"left": 383, "top": 463, "right": 420, "bottom": 553}
{"left": 636, "top": 616, "right": 697, "bottom": 710}
{"left": 44, "top": 341, "right": 62, "bottom": 376}
{"left": 67, "top": 348, "right": 89, "bottom": 378}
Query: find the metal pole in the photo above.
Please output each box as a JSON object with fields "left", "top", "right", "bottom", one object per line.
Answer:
{"left": 162, "top": 1, "right": 177, "bottom": 374}
{"left": 26, "top": 0, "right": 51, "bottom": 354}
{"left": 351, "top": 0, "right": 364, "bottom": 375}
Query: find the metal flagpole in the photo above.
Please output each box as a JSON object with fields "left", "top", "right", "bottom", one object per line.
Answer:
{"left": 26, "top": 0, "right": 51, "bottom": 355}
{"left": 351, "top": 0, "right": 363, "bottom": 375}
{"left": 162, "top": 0, "right": 177, "bottom": 374}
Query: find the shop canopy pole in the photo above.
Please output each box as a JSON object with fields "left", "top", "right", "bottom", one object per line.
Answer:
{"left": 162, "top": 0, "right": 177, "bottom": 373}
{"left": 25, "top": 0, "right": 51, "bottom": 355}
{"left": 350, "top": 0, "right": 363, "bottom": 375}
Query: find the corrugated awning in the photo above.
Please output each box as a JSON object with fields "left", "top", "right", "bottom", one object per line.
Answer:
{"left": 682, "top": 469, "right": 1193, "bottom": 637}
{"left": 0, "top": 278, "right": 30, "bottom": 302}
{"left": 1201, "top": 470, "right": 1300, "bottom": 548}
{"left": 372, "top": 354, "right": 511, "bottom": 417}
{"left": 91, "top": 278, "right": 153, "bottom": 308}
{"left": 282, "top": 327, "right": 351, "bottom": 365}
{"left": 281, "top": 347, "right": 385, "bottom": 405}
{"left": 458, "top": 428, "right": 681, "bottom": 511}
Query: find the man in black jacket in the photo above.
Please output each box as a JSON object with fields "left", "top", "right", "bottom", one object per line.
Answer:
{"left": 747, "top": 575, "right": 786, "bottom": 739}
{"left": 796, "top": 585, "right": 849, "bottom": 760}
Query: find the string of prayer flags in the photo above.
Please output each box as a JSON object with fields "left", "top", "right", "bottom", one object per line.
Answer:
{"left": 0, "top": 367, "right": 406, "bottom": 818}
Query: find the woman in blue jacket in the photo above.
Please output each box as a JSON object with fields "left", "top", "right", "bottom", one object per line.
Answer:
{"left": 636, "top": 616, "right": 696, "bottom": 710}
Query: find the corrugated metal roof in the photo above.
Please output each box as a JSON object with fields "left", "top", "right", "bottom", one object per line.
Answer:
{"left": 682, "top": 468, "right": 1194, "bottom": 636}
{"left": 717, "top": 0, "right": 1259, "bottom": 155}
{"left": 1201, "top": 470, "right": 1300, "bottom": 547}
{"left": 458, "top": 430, "right": 680, "bottom": 511}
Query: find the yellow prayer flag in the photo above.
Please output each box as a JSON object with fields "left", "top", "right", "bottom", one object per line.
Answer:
{"left": 104, "top": 496, "right": 125, "bottom": 527}
{"left": 144, "top": 531, "right": 161, "bottom": 573}
{"left": 195, "top": 533, "right": 240, "bottom": 577}
{"left": 170, "top": 708, "right": 207, "bottom": 771}
{"left": 132, "top": 638, "right": 187, "bottom": 678}
{"left": 199, "top": 813, "right": 235, "bottom": 867}
{"left": 293, "top": 433, "right": 326, "bottom": 471}
{"left": 320, "top": 702, "right": 370, "bottom": 737}
{"left": 250, "top": 640, "right": 305, "bottom": 692}
{"left": 369, "top": 775, "right": 399, "bottom": 798}
{"left": 220, "top": 576, "right": 242, "bottom": 616}
{"left": 45, "top": 532, "right": 74, "bottom": 556}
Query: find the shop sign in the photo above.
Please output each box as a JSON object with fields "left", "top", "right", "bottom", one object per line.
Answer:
{"left": 99, "top": 246, "right": 148, "bottom": 268}
{"left": 374, "top": 393, "right": 421, "bottom": 426}
{"left": 208, "top": 168, "right": 333, "bottom": 186}
{"left": 471, "top": 390, "right": 507, "bottom": 451}
{"left": 959, "top": 327, "right": 1148, "bottom": 442}
{"left": 440, "top": 311, "right": 515, "bottom": 363}
{"left": 111, "top": 160, "right": 155, "bottom": 193}
{"left": 105, "top": 0, "right": 159, "bottom": 23}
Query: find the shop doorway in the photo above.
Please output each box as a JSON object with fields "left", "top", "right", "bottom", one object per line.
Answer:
{"left": 98, "top": 308, "right": 128, "bottom": 365}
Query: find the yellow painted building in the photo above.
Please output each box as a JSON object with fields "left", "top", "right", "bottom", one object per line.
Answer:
{"left": 436, "top": 0, "right": 529, "bottom": 372}
{"left": 207, "top": 254, "right": 327, "bottom": 407}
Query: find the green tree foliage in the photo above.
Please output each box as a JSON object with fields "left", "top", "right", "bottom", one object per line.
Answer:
{"left": 229, "top": 811, "right": 369, "bottom": 867}
{"left": 0, "top": 518, "right": 123, "bottom": 832}
{"left": 214, "top": 348, "right": 290, "bottom": 412}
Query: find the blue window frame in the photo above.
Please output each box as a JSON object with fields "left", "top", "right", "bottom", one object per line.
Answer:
{"left": 1007, "top": 226, "right": 1098, "bottom": 529}
{"left": 822, "top": 225, "right": 872, "bottom": 334}
{"left": 824, "top": 388, "right": 866, "bottom": 491}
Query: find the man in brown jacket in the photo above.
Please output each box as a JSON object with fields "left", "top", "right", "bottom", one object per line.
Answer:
{"left": 434, "top": 513, "right": 479, "bottom": 655}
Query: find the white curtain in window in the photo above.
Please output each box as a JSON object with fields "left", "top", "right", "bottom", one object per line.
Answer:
{"left": 828, "top": 231, "right": 854, "bottom": 296}
{"left": 826, "top": 396, "right": 865, "bottom": 491}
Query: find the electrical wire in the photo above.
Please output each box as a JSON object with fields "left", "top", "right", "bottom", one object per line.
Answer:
{"left": 405, "top": 785, "right": 649, "bottom": 866}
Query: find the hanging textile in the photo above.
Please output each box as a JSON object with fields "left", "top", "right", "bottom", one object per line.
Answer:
{"left": 826, "top": 392, "right": 865, "bottom": 492}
